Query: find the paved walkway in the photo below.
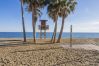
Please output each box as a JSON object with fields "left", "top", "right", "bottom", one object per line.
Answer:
{"left": 61, "top": 44, "right": 99, "bottom": 51}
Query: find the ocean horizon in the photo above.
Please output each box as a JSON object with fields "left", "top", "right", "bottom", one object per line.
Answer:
{"left": 0, "top": 32, "right": 98, "bottom": 38}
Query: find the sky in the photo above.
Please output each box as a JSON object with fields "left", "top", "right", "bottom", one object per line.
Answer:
{"left": 0, "top": 0, "right": 99, "bottom": 32}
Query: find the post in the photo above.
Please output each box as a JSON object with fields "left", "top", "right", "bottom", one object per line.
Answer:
{"left": 70, "top": 25, "right": 72, "bottom": 47}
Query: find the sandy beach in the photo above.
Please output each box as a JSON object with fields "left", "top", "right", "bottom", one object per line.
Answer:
{"left": 0, "top": 38, "right": 99, "bottom": 44}
{"left": 1, "top": 0, "right": 99, "bottom": 65}
{"left": 0, "top": 38, "right": 99, "bottom": 66}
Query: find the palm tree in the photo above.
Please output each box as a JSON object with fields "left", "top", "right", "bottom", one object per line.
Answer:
{"left": 48, "top": 11, "right": 58, "bottom": 43}
{"left": 47, "top": 1, "right": 60, "bottom": 43}
{"left": 22, "top": 0, "right": 46, "bottom": 43}
{"left": 57, "top": 0, "right": 77, "bottom": 43}
{"left": 20, "top": 0, "right": 26, "bottom": 42}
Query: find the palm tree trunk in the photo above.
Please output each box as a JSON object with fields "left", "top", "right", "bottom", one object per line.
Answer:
{"left": 51, "top": 24, "right": 55, "bottom": 43}
{"left": 33, "top": 22, "right": 36, "bottom": 43}
{"left": 51, "top": 33, "right": 54, "bottom": 42}
{"left": 53, "top": 21, "right": 57, "bottom": 43}
{"left": 32, "top": 6, "right": 36, "bottom": 43}
{"left": 57, "top": 15, "right": 65, "bottom": 43}
{"left": 20, "top": 0, "right": 26, "bottom": 42}
{"left": 51, "top": 21, "right": 57, "bottom": 43}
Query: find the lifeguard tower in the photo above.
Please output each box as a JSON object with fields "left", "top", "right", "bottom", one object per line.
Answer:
{"left": 38, "top": 20, "right": 49, "bottom": 39}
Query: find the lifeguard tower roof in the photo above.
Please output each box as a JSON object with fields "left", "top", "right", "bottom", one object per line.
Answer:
{"left": 40, "top": 20, "right": 47, "bottom": 22}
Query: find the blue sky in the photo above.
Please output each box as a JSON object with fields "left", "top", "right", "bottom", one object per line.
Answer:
{"left": 0, "top": 0, "right": 99, "bottom": 32}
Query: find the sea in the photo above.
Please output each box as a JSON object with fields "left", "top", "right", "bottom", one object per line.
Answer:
{"left": 0, "top": 32, "right": 99, "bottom": 38}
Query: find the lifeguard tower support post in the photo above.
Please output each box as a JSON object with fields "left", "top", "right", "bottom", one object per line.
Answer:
{"left": 38, "top": 20, "right": 49, "bottom": 39}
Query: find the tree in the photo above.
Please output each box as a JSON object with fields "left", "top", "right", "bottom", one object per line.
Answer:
{"left": 48, "top": 11, "right": 58, "bottom": 43}
{"left": 47, "top": 1, "right": 60, "bottom": 43}
{"left": 22, "top": 0, "right": 46, "bottom": 43}
{"left": 57, "top": 0, "right": 77, "bottom": 43}
{"left": 20, "top": 0, "right": 26, "bottom": 42}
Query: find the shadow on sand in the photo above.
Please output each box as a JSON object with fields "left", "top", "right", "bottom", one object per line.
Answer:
{"left": 11, "top": 47, "right": 62, "bottom": 53}
{"left": 0, "top": 39, "right": 57, "bottom": 47}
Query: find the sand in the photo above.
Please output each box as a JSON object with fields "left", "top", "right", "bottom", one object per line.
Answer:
{"left": 0, "top": 38, "right": 99, "bottom": 44}
{"left": 0, "top": 38, "right": 99, "bottom": 66}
